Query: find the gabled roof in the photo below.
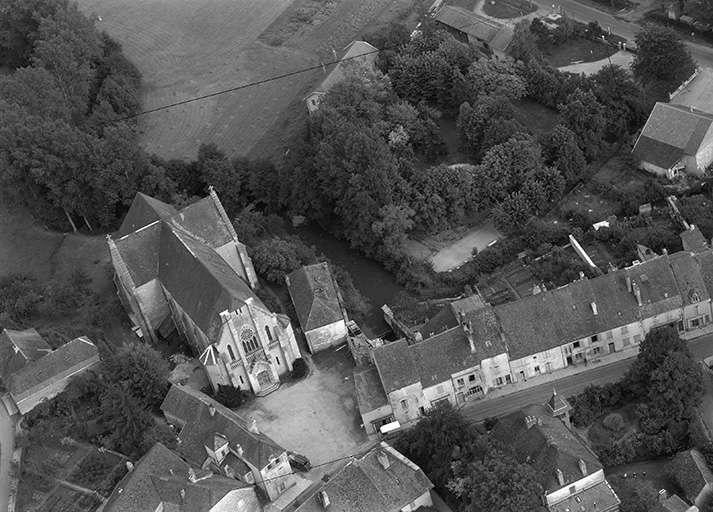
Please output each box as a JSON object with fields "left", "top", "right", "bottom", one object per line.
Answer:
{"left": 161, "top": 384, "right": 285, "bottom": 470}
{"left": 668, "top": 251, "right": 710, "bottom": 305}
{"left": 0, "top": 328, "right": 51, "bottom": 379}
{"left": 492, "top": 404, "right": 602, "bottom": 493}
{"left": 293, "top": 442, "right": 433, "bottom": 512}
{"left": 681, "top": 226, "right": 709, "bottom": 253}
{"left": 116, "top": 192, "right": 177, "bottom": 238}
{"left": 8, "top": 337, "right": 99, "bottom": 401}
{"left": 354, "top": 366, "right": 389, "bottom": 414}
{"left": 434, "top": 5, "right": 512, "bottom": 50}
{"left": 104, "top": 443, "right": 258, "bottom": 512}
{"left": 545, "top": 389, "right": 570, "bottom": 415}
{"left": 286, "top": 263, "right": 343, "bottom": 332}
{"left": 633, "top": 102, "right": 713, "bottom": 169}
{"left": 311, "top": 41, "right": 378, "bottom": 96}
{"left": 549, "top": 480, "right": 621, "bottom": 512}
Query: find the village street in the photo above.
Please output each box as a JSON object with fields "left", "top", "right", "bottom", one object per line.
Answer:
{"left": 462, "top": 331, "right": 713, "bottom": 422}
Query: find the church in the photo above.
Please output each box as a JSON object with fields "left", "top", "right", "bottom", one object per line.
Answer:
{"left": 107, "top": 188, "right": 301, "bottom": 395}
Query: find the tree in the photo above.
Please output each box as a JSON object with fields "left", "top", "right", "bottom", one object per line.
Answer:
{"left": 508, "top": 20, "right": 542, "bottom": 63}
{"left": 493, "top": 192, "right": 532, "bottom": 234}
{"left": 102, "top": 343, "right": 170, "bottom": 410}
{"left": 458, "top": 59, "right": 527, "bottom": 104}
{"left": 558, "top": 88, "right": 606, "bottom": 160}
{"left": 539, "top": 125, "right": 587, "bottom": 185}
{"left": 645, "top": 350, "right": 703, "bottom": 425}
{"left": 98, "top": 383, "right": 154, "bottom": 458}
{"left": 457, "top": 96, "right": 516, "bottom": 159}
{"left": 625, "top": 326, "right": 690, "bottom": 398}
{"left": 195, "top": 143, "right": 241, "bottom": 215}
{"left": 592, "top": 64, "right": 647, "bottom": 138}
{"left": 632, "top": 25, "right": 696, "bottom": 96}
{"left": 609, "top": 475, "right": 661, "bottom": 512}
{"left": 214, "top": 385, "right": 246, "bottom": 408}
{"left": 362, "top": 22, "right": 411, "bottom": 74}
{"left": 0, "top": 66, "right": 71, "bottom": 120}
{"left": 251, "top": 237, "right": 317, "bottom": 283}
{"left": 372, "top": 204, "right": 415, "bottom": 260}
{"left": 449, "top": 450, "right": 546, "bottom": 512}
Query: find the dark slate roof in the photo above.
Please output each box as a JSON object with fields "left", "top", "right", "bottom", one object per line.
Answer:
{"left": 671, "top": 449, "right": 713, "bottom": 503}
{"left": 161, "top": 384, "right": 286, "bottom": 470}
{"left": 545, "top": 389, "right": 570, "bottom": 415}
{"left": 354, "top": 366, "right": 388, "bottom": 414}
{"left": 8, "top": 337, "right": 99, "bottom": 401}
{"left": 435, "top": 5, "right": 502, "bottom": 43}
{"left": 0, "top": 328, "right": 51, "bottom": 380}
{"left": 114, "top": 222, "right": 162, "bottom": 286}
{"left": 104, "top": 442, "right": 256, "bottom": 512}
{"left": 287, "top": 263, "right": 343, "bottom": 332}
{"left": 168, "top": 197, "right": 232, "bottom": 248}
{"left": 633, "top": 103, "right": 713, "bottom": 169}
{"left": 695, "top": 250, "right": 713, "bottom": 300}
{"left": 492, "top": 404, "right": 602, "bottom": 492}
{"left": 417, "top": 306, "right": 458, "bottom": 339}
{"left": 159, "top": 226, "right": 260, "bottom": 343}
{"left": 293, "top": 442, "right": 433, "bottom": 512}
{"left": 681, "top": 226, "right": 709, "bottom": 252}
{"left": 372, "top": 340, "right": 418, "bottom": 393}
{"left": 313, "top": 41, "right": 378, "bottom": 95}
{"left": 116, "top": 193, "right": 177, "bottom": 238}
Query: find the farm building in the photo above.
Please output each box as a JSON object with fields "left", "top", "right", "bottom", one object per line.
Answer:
{"left": 433, "top": 5, "right": 514, "bottom": 56}
{"left": 632, "top": 102, "right": 713, "bottom": 178}
{"left": 286, "top": 262, "right": 348, "bottom": 353}
{"left": 0, "top": 329, "right": 100, "bottom": 415}
{"left": 305, "top": 40, "right": 378, "bottom": 113}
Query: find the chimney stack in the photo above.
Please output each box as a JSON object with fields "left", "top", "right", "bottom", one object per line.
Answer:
{"left": 578, "top": 458, "right": 587, "bottom": 476}
{"left": 626, "top": 275, "right": 632, "bottom": 293}
{"left": 188, "top": 467, "right": 197, "bottom": 482}
{"left": 590, "top": 302, "right": 598, "bottom": 315}
{"left": 467, "top": 331, "right": 477, "bottom": 354}
{"left": 209, "top": 405, "right": 216, "bottom": 417}
{"left": 248, "top": 417, "right": 260, "bottom": 434}
{"left": 632, "top": 281, "right": 642, "bottom": 306}
{"left": 377, "top": 450, "right": 391, "bottom": 469}
{"left": 180, "top": 489, "right": 186, "bottom": 503}
{"left": 556, "top": 468, "right": 565, "bottom": 487}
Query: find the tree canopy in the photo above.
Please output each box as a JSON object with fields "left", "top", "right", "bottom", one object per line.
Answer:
{"left": 632, "top": 25, "right": 696, "bottom": 96}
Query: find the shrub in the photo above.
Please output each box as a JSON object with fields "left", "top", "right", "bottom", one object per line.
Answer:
{"left": 213, "top": 384, "right": 246, "bottom": 408}
{"left": 602, "top": 412, "right": 625, "bottom": 433}
{"left": 291, "top": 358, "right": 309, "bottom": 379}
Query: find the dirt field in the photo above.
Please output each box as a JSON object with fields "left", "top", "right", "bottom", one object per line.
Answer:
{"left": 75, "top": 0, "right": 421, "bottom": 161}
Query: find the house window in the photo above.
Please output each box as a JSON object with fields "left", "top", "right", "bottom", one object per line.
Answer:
{"left": 496, "top": 377, "right": 504, "bottom": 386}
{"left": 573, "top": 341, "right": 580, "bottom": 348}
{"left": 275, "top": 356, "right": 280, "bottom": 365}
{"left": 621, "top": 325, "right": 628, "bottom": 334}
{"left": 534, "top": 366, "right": 541, "bottom": 374}
{"left": 239, "top": 375, "right": 244, "bottom": 385}
{"left": 227, "top": 345, "right": 236, "bottom": 361}
{"left": 468, "top": 374, "right": 476, "bottom": 382}
{"left": 400, "top": 399, "right": 408, "bottom": 410}
{"left": 622, "top": 337, "right": 630, "bottom": 346}
{"left": 678, "top": 320, "right": 685, "bottom": 331}
{"left": 265, "top": 325, "right": 273, "bottom": 342}
{"left": 633, "top": 334, "right": 642, "bottom": 343}
{"left": 456, "top": 378, "right": 464, "bottom": 388}
{"left": 591, "top": 334, "right": 599, "bottom": 343}
{"left": 569, "top": 485, "right": 576, "bottom": 495}
{"left": 505, "top": 374, "right": 512, "bottom": 384}
{"left": 592, "top": 347, "right": 601, "bottom": 355}
{"left": 575, "top": 352, "right": 583, "bottom": 360}
{"left": 606, "top": 330, "right": 613, "bottom": 340}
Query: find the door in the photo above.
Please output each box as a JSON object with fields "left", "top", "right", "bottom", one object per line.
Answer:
{"left": 566, "top": 355, "right": 573, "bottom": 366}
{"left": 257, "top": 370, "right": 272, "bottom": 387}
{"left": 608, "top": 342, "right": 615, "bottom": 354}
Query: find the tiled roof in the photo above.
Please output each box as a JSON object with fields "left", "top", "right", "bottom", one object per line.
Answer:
{"left": 287, "top": 263, "right": 343, "bottom": 332}
{"left": 633, "top": 103, "right": 713, "bottom": 169}
{"left": 8, "top": 337, "right": 99, "bottom": 401}
{"left": 696, "top": 250, "right": 713, "bottom": 300}
{"left": 104, "top": 442, "right": 257, "bottom": 512}
{"left": 161, "top": 384, "right": 285, "bottom": 470}
{"left": 114, "top": 193, "right": 261, "bottom": 344}
{"left": 681, "top": 226, "right": 709, "bottom": 252}
{"left": 668, "top": 251, "right": 710, "bottom": 305}
{"left": 354, "top": 366, "right": 388, "bottom": 414}
{"left": 492, "top": 404, "right": 602, "bottom": 492}
{"left": 0, "top": 328, "right": 51, "bottom": 380}
{"left": 116, "top": 193, "right": 177, "bottom": 238}
{"left": 312, "top": 41, "right": 378, "bottom": 95}
{"left": 545, "top": 389, "right": 570, "bottom": 415}
{"left": 435, "top": 6, "right": 502, "bottom": 42}
{"left": 293, "top": 442, "right": 433, "bottom": 512}
{"left": 549, "top": 480, "right": 620, "bottom": 512}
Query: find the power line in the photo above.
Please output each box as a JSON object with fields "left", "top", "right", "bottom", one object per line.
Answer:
{"left": 111, "top": 18, "right": 485, "bottom": 123}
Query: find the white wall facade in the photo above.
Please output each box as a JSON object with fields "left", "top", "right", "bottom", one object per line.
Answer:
{"left": 400, "top": 491, "right": 433, "bottom": 512}
{"left": 510, "top": 347, "right": 567, "bottom": 382}
{"left": 388, "top": 382, "right": 427, "bottom": 425}
{"left": 546, "top": 469, "right": 607, "bottom": 507}
{"left": 305, "top": 320, "right": 348, "bottom": 353}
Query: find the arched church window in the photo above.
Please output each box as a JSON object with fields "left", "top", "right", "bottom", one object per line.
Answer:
{"left": 265, "top": 325, "right": 273, "bottom": 342}
{"left": 227, "top": 345, "right": 236, "bottom": 361}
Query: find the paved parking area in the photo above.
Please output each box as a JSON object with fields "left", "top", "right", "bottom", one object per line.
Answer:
{"left": 243, "top": 347, "right": 369, "bottom": 466}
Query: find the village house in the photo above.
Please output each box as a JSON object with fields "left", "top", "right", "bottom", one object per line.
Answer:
{"left": 286, "top": 262, "right": 348, "bottom": 353}
{"left": 304, "top": 40, "right": 378, "bottom": 113}
{"left": 632, "top": 102, "right": 713, "bottom": 178}
{"left": 492, "top": 392, "right": 620, "bottom": 512}
{"left": 104, "top": 442, "right": 261, "bottom": 512}
{"left": 161, "top": 384, "right": 295, "bottom": 502}
{"left": 0, "top": 329, "right": 100, "bottom": 415}
{"left": 356, "top": 249, "right": 713, "bottom": 430}
{"left": 433, "top": 5, "right": 514, "bottom": 57}
{"left": 668, "top": 449, "right": 713, "bottom": 509}
{"left": 289, "top": 441, "right": 434, "bottom": 512}
{"left": 108, "top": 190, "right": 301, "bottom": 396}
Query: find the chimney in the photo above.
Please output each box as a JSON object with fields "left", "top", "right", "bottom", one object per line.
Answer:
{"left": 180, "top": 489, "right": 186, "bottom": 503}
{"left": 209, "top": 405, "right": 216, "bottom": 417}
{"left": 248, "top": 417, "right": 259, "bottom": 434}
{"left": 578, "top": 458, "right": 587, "bottom": 476}
{"left": 125, "top": 461, "right": 134, "bottom": 473}
{"left": 459, "top": 311, "right": 466, "bottom": 326}
{"left": 590, "top": 302, "right": 598, "bottom": 315}
{"left": 467, "top": 331, "right": 477, "bottom": 354}
{"left": 556, "top": 468, "right": 565, "bottom": 487}
{"left": 414, "top": 331, "right": 423, "bottom": 342}
{"left": 188, "top": 467, "right": 196, "bottom": 482}
{"left": 377, "top": 450, "right": 391, "bottom": 469}
{"left": 626, "top": 275, "right": 632, "bottom": 292}
{"left": 579, "top": 271, "right": 585, "bottom": 280}
{"left": 235, "top": 443, "right": 244, "bottom": 457}
{"left": 632, "top": 281, "right": 642, "bottom": 306}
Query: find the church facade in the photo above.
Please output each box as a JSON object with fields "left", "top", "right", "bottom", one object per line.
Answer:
{"left": 108, "top": 189, "right": 301, "bottom": 395}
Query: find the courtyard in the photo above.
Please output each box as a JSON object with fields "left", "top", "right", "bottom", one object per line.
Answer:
{"left": 242, "top": 346, "right": 370, "bottom": 466}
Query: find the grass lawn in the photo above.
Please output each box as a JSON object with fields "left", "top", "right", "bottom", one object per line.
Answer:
{"left": 542, "top": 37, "right": 618, "bottom": 67}
{"left": 446, "top": 0, "right": 479, "bottom": 10}
{"left": 482, "top": 0, "right": 537, "bottom": 19}
{"left": 512, "top": 99, "right": 559, "bottom": 134}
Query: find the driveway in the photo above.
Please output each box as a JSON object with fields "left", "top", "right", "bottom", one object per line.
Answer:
{"left": 0, "top": 400, "right": 16, "bottom": 512}
{"left": 429, "top": 220, "right": 502, "bottom": 272}
{"left": 242, "top": 348, "right": 369, "bottom": 466}
{"left": 558, "top": 49, "right": 634, "bottom": 75}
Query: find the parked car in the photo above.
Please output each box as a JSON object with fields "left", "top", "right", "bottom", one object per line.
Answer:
{"left": 288, "top": 451, "right": 312, "bottom": 472}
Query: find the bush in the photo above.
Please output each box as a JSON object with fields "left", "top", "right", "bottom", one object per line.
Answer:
{"left": 214, "top": 385, "right": 246, "bottom": 408}
{"left": 602, "top": 412, "right": 625, "bottom": 433}
{"left": 291, "top": 358, "right": 309, "bottom": 379}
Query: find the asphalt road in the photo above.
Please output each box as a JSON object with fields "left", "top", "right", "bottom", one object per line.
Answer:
{"left": 462, "top": 332, "right": 713, "bottom": 422}
{"left": 534, "top": 0, "right": 713, "bottom": 68}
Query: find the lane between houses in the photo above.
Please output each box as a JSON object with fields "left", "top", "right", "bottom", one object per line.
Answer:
{"left": 462, "top": 331, "right": 713, "bottom": 422}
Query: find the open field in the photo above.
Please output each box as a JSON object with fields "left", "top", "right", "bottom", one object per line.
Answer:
{"left": 482, "top": 0, "right": 537, "bottom": 19}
